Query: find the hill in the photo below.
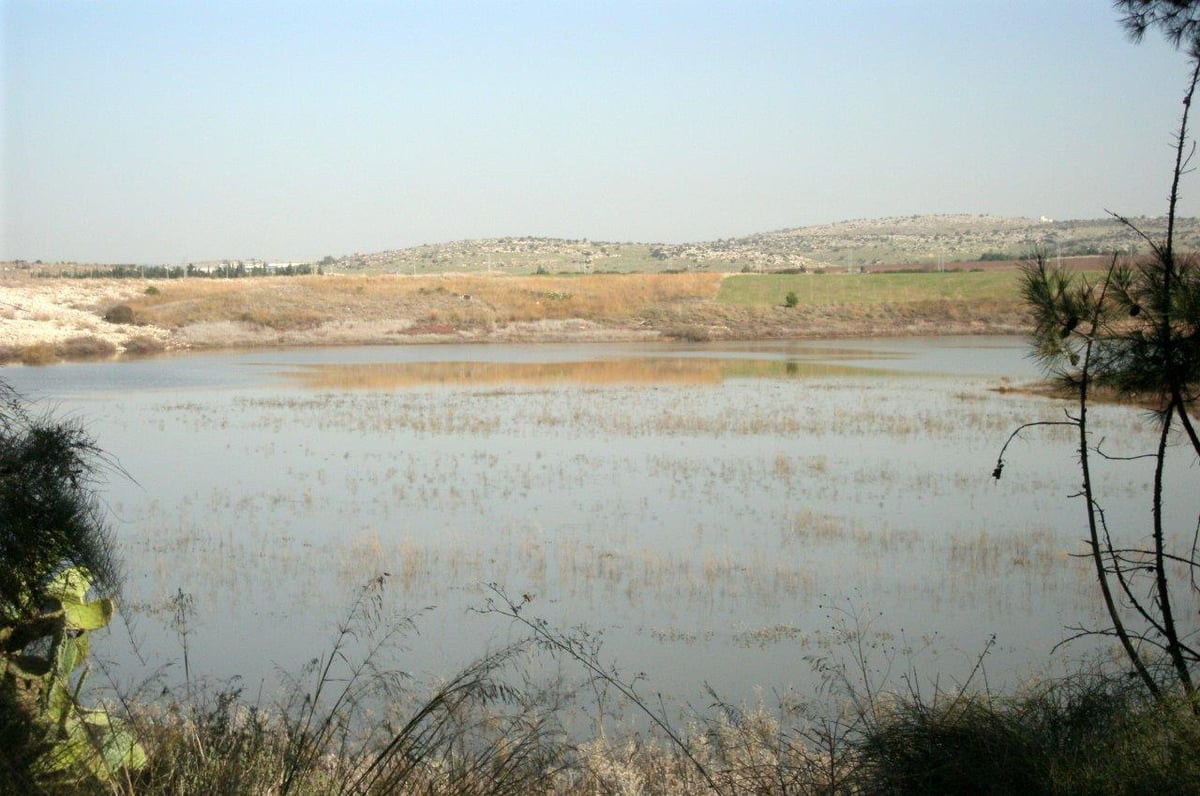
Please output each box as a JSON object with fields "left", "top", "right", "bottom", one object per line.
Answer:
{"left": 329, "top": 214, "right": 1200, "bottom": 275}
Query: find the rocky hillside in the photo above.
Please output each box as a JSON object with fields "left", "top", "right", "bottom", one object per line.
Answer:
{"left": 331, "top": 214, "right": 1200, "bottom": 275}
{"left": 8, "top": 214, "right": 1198, "bottom": 277}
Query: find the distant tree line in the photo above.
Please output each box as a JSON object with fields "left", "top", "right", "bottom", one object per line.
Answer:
{"left": 28, "top": 262, "right": 325, "bottom": 280}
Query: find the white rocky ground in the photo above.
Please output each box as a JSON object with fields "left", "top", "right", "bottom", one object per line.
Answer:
{"left": 0, "top": 277, "right": 171, "bottom": 351}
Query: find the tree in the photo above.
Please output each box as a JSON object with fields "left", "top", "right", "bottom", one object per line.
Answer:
{"left": 1117, "top": 0, "right": 1200, "bottom": 54}
{"left": 996, "top": 6, "right": 1200, "bottom": 705}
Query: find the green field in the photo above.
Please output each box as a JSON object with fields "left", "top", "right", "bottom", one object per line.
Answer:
{"left": 717, "top": 270, "right": 1039, "bottom": 307}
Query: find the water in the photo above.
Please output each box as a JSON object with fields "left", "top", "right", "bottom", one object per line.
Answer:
{"left": 2, "top": 337, "right": 1189, "bottom": 716}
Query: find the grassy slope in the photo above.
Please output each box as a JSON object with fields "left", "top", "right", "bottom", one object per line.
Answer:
{"left": 718, "top": 270, "right": 1024, "bottom": 306}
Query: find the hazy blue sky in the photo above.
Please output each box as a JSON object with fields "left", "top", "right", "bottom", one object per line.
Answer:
{"left": 3, "top": 1, "right": 1198, "bottom": 263}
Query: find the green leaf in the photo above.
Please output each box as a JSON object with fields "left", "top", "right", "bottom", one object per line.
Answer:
{"left": 61, "top": 598, "right": 114, "bottom": 632}
{"left": 32, "top": 706, "right": 147, "bottom": 783}
{"left": 44, "top": 567, "right": 93, "bottom": 603}
{"left": 45, "top": 678, "right": 71, "bottom": 726}
{"left": 53, "top": 632, "right": 87, "bottom": 679}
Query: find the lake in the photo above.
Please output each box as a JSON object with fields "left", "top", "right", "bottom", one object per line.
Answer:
{"left": 2, "top": 336, "right": 1190, "bottom": 720}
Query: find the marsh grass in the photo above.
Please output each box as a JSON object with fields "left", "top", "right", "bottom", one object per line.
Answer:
{"left": 117, "top": 577, "right": 577, "bottom": 796}
{"left": 78, "top": 617, "right": 1200, "bottom": 796}
{"left": 18, "top": 342, "right": 58, "bottom": 364}
{"left": 22, "top": 570, "right": 1200, "bottom": 795}
{"left": 0, "top": 336, "right": 129, "bottom": 364}
{"left": 55, "top": 335, "right": 118, "bottom": 360}
{"left": 121, "top": 335, "right": 166, "bottom": 356}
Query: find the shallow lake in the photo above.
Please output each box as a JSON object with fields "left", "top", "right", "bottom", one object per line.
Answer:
{"left": 3, "top": 337, "right": 1193, "bottom": 719}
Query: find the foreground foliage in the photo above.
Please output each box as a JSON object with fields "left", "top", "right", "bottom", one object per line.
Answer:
{"left": 0, "top": 385, "right": 145, "bottom": 791}
{"left": 24, "top": 634, "right": 1200, "bottom": 795}
{"left": 856, "top": 675, "right": 1200, "bottom": 795}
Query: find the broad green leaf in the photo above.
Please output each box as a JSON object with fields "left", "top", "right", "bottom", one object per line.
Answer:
{"left": 32, "top": 708, "right": 147, "bottom": 782}
{"left": 96, "top": 717, "right": 148, "bottom": 775}
{"left": 44, "top": 567, "right": 93, "bottom": 603}
{"left": 54, "top": 633, "right": 84, "bottom": 680}
{"left": 62, "top": 598, "right": 114, "bottom": 631}
{"left": 45, "top": 680, "right": 71, "bottom": 726}
{"left": 32, "top": 720, "right": 91, "bottom": 778}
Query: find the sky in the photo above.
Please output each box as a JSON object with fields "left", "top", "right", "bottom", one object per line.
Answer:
{"left": 3, "top": 1, "right": 1200, "bottom": 264}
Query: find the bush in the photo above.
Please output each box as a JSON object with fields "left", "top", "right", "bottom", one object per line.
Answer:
{"left": 103, "top": 304, "right": 135, "bottom": 324}
{"left": 857, "top": 676, "right": 1200, "bottom": 794}
{"left": 18, "top": 343, "right": 57, "bottom": 365}
{"left": 122, "top": 335, "right": 166, "bottom": 356}
{"left": 667, "top": 324, "right": 712, "bottom": 342}
{"left": 785, "top": 291, "right": 799, "bottom": 308}
{"left": 55, "top": 336, "right": 117, "bottom": 360}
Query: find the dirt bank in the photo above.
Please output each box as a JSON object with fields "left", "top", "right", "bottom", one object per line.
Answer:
{"left": 0, "top": 273, "right": 1029, "bottom": 365}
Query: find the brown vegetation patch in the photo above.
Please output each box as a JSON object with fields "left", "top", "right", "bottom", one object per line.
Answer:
{"left": 55, "top": 335, "right": 117, "bottom": 360}
{"left": 122, "top": 335, "right": 167, "bottom": 356}
{"left": 104, "top": 303, "right": 136, "bottom": 324}
{"left": 110, "top": 273, "right": 724, "bottom": 343}
{"left": 665, "top": 324, "right": 714, "bottom": 342}
{"left": 19, "top": 342, "right": 58, "bottom": 365}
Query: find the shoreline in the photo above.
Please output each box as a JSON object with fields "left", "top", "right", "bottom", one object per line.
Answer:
{"left": 0, "top": 273, "right": 1030, "bottom": 365}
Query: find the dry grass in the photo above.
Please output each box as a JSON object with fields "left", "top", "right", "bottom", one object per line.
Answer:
{"left": 55, "top": 335, "right": 118, "bottom": 360}
{"left": 122, "top": 335, "right": 167, "bottom": 356}
{"left": 1, "top": 271, "right": 1034, "bottom": 354}
{"left": 123, "top": 273, "right": 724, "bottom": 332}
{"left": 18, "top": 342, "right": 57, "bottom": 365}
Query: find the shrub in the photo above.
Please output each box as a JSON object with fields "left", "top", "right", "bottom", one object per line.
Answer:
{"left": 18, "top": 343, "right": 57, "bottom": 365}
{"left": 144, "top": 285, "right": 161, "bottom": 296}
{"left": 668, "top": 325, "right": 712, "bottom": 342}
{"left": 785, "top": 291, "right": 799, "bottom": 307}
{"left": 55, "top": 336, "right": 117, "bottom": 360}
{"left": 122, "top": 335, "right": 166, "bottom": 356}
{"left": 103, "top": 304, "right": 135, "bottom": 324}
{"left": 857, "top": 677, "right": 1200, "bottom": 794}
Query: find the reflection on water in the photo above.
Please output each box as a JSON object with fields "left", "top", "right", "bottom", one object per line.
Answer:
{"left": 277, "top": 357, "right": 893, "bottom": 390}
{"left": 4, "top": 338, "right": 1191, "bottom": 720}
